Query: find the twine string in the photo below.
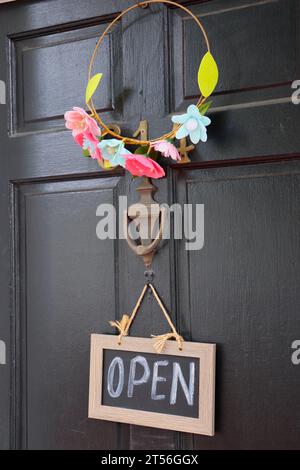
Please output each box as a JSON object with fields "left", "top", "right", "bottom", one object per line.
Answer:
{"left": 109, "top": 283, "right": 183, "bottom": 352}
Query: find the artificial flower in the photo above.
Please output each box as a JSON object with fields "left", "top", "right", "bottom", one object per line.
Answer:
{"left": 97, "top": 139, "right": 131, "bottom": 167}
{"left": 151, "top": 140, "right": 181, "bottom": 161}
{"left": 123, "top": 154, "right": 165, "bottom": 179}
{"left": 171, "top": 104, "right": 211, "bottom": 144}
{"left": 82, "top": 134, "right": 102, "bottom": 160}
{"left": 64, "top": 107, "right": 101, "bottom": 144}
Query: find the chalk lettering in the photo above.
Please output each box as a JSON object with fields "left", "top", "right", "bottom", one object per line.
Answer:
{"left": 170, "top": 362, "right": 195, "bottom": 406}
{"left": 151, "top": 360, "right": 168, "bottom": 400}
{"left": 107, "top": 357, "right": 124, "bottom": 398}
{"left": 128, "top": 355, "right": 150, "bottom": 398}
{"left": 105, "top": 354, "right": 197, "bottom": 409}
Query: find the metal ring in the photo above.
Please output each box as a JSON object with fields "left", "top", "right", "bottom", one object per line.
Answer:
{"left": 87, "top": 0, "right": 210, "bottom": 145}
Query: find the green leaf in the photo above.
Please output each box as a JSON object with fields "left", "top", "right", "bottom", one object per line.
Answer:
{"left": 198, "top": 52, "right": 219, "bottom": 98}
{"left": 199, "top": 100, "right": 213, "bottom": 115}
{"left": 134, "top": 146, "right": 158, "bottom": 160}
{"left": 85, "top": 73, "right": 103, "bottom": 104}
{"left": 82, "top": 148, "right": 90, "bottom": 157}
{"left": 134, "top": 146, "right": 148, "bottom": 155}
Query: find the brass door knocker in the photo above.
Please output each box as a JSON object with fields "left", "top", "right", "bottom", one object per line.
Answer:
{"left": 124, "top": 178, "right": 167, "bottom": 268}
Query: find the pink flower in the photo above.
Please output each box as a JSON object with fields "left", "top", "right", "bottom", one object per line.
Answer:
{"left": 123, "top": 154, "right": 165, "bottom": 179}
{"left": 64, "top": 107, "right": 101, "bottom": 144}
{"left": 151, "top": 140, "right": 180, "bottom": 161}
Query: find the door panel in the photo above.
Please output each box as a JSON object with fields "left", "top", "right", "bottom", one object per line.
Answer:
{"left": 11, "top": 22, "right": 122, "bottom": 134}
{"left": 175, "top": 160, "right": 300, "bottom": 449}
{"left": 170, "top": 0, "right": 300, "bottom": 161}
{"left": 15, "top": 177, "right": 124, "bottom": 449}
{"left": 0, "top": 0, "right": 299, "bottom": 450}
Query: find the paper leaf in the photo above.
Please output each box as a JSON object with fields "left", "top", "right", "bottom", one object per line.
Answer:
{"left": 135, "top": 146, "right": 158, "bottom": 160}
{"left": 199, "top": 100, "right": 213, "bottom": 115}
{"left": 85, "top": 73, "right": 103, "bottom": 104}
{"left": 198, "top": 52, "right": 219, "bottom": 98}
{"left": 134, "top": 146, "right": 148, "bottom": 155}
{"left": 82, "top": 148, "right": 90, "bottom": 157}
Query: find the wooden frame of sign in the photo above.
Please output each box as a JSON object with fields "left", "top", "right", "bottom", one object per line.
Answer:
{"left": 89, "top": 334, "right": 216, "bottom": 436}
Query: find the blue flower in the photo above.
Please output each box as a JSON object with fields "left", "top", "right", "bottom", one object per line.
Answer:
{"left": 171, "top": 104, "right": 211, "bottom": 144}
{"left": 83, "top": 136, "right": 96, "bottom": 154}
{"left": 97, "top": 139, "right": 131, "bottom": 167}
{"left": 82, "top": 135, "right": 102, "bottom": 160}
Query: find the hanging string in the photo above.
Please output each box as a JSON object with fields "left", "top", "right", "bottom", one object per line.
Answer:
{"left": 109, "top": 283, "right": 183, "bottom": 353}
{"left": 109, "top": 284, "right": 148, "bottom": 344}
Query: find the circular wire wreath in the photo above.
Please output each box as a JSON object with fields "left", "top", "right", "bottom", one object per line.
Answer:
{"left": 65, "top": 0, "right": 219, "bottom": 178}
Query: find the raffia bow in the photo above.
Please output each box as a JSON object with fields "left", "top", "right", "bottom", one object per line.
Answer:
{"left": 109, "top": 314, "right": 130, "bottom": 345}
{"left": 109, "top": 283, "right": 184, "bottom": 353}
{"left": 152, "top": 332, "right": 184, "bottom": 354}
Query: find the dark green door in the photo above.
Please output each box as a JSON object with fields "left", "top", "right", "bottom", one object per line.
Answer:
{"left": 0, "top": 0, "right": 299, "bottom": 450}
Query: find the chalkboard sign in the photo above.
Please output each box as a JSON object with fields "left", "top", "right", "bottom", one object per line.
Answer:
{"left": 89, "top": 335, "right": 216, "bottom": 436}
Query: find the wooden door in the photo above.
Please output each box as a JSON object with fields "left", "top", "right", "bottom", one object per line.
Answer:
{"left": 0, "top": 0, "right": 299, "bottom": 450}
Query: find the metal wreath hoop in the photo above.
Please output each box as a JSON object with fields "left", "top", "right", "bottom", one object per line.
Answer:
{"left": 87, "top": 0, "right": 211, "bottom": 146}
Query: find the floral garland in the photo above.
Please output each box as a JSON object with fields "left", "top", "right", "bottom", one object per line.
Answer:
{"left": 64, "top": 103, "right": 212, "bottom": 179}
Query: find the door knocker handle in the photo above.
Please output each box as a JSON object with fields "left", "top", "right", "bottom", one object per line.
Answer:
{"left": 124, "top": 206, "right": 167, "bottom": 267}
{"left": 123, "top": 179, "right": 167, "bottom": 267}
